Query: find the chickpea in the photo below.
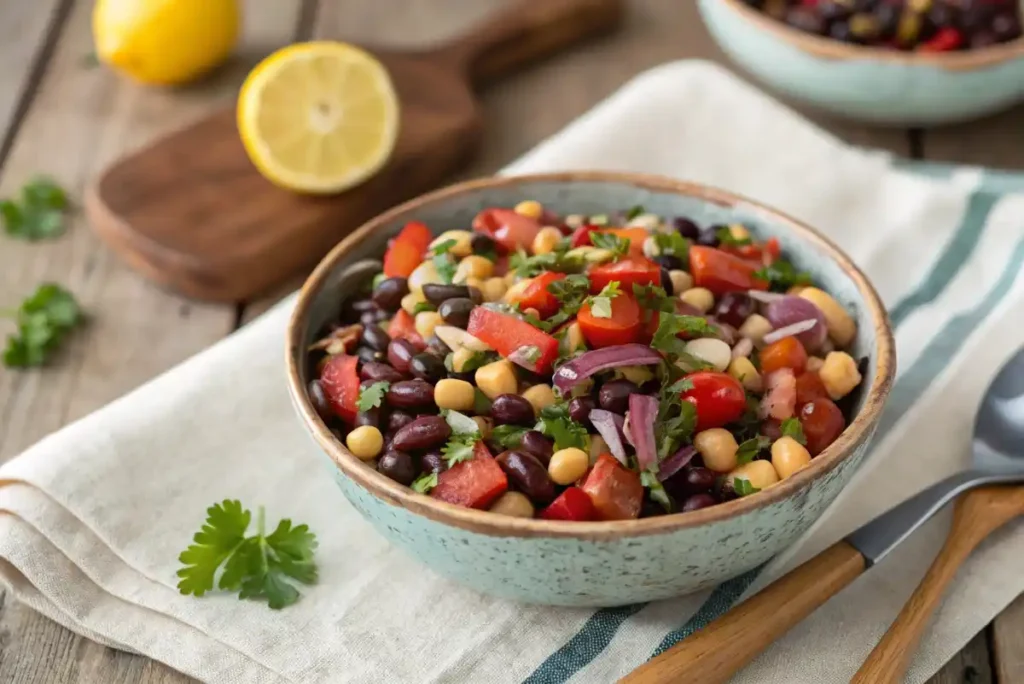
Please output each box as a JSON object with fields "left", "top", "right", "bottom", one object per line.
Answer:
{"left": 786, "top": 285, "right": 806, "bottom": 296}
{"left": 548, "top": 447, "right": 590, "bottom": 485}
{"left": 414, "top": 311, "right": 443, "bottom": 339}
{"left": 514, "top": 199, "right": 543, "bottom": 220}
{"left": 693, "top": 428, "right": 739, "bottom": 473}
{"left": 738, "top": 314, "right": 773, "bottom": 346}
{"left": 728, "top": 460, "right": 780, "bottom": 493}
{"left": 669, "top": 269, "right": 693, "bottom": 294}
{"left": 531, "top": 227, "right": 563, "bottom": 255}
{"left": 489, "top": 491, "right": 535, "bottom": 518}
{"left": 401, "top": 290, "right": 427, "bottom": 315}
{"left": 799, "top": 287, "right": 857, "bottom": 347}
{"left": 408, "top": 260, "right": 440, "bottom": 294}
{"left": 504, "top": 271, "right": 518, "bottom": 286}
{"left": 522, "top": 384, "right": 557, "bottom": 415}
{"left": 627, "top": 213, "right": 661, "bottom": 230}
{"left": 683, "top": 338, "right": 732, "bottom": 372}
{"left": 346, "top": 426, "right": 383, "bottom": 461}
{"left": 480, "top": 277, "right": 507, "bottom": 303}
{"left": 429, "top": 230, "right": 472, "bottom": 258}
{"left": 564, "top": 214, "right": 585, "bottom": 229}
{"left": 464, "top": 276, "right": 485, "bottom": 292}
{"left": 819, "top": 351, "right": 862, "bottom": 400}
{"left": 475, "top": 359, "right": 518, "bottom": 399}
{"left": 680, "top": 287, "right": 715, "bottom": 314}
{"left": 434, "top": 378, "right": 476, "bottom": 411}
{"left": 728, "top": 356, "right": 763, "bottom": 392}
{"left": 806, "top": 356, "right": 825, "bottom": 374}
{"left": 473, "top": 416, "right": 493, "bottom": 439}
{"left": 584, "top": 248, "right": 614, "bottom": 264}
{"left": 454, "top": 255, "right": 494, "bottom": 283}
{"left": 616, "top": 365, "right": 654, "bottom": 386}
{"left": 771, "top": 436, "right": 811, "bottom": 480}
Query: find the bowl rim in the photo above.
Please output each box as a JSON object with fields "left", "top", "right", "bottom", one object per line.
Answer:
{"left": 716, "top": 0, "right": 1024, "bottom": 71}
{"left": 286, "top": 171, "right": 896, "bottom": 540}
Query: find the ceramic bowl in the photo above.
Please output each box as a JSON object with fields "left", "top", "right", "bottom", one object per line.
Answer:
{"left": 286, "top": 172, "right": 896, "bottom": 607}
{"left": 698, "top": 0, "right": 1024, "bottom": 125}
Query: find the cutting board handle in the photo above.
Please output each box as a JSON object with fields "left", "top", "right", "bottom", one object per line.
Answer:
{"left": 434, "top": 0, "right": 625, "bottom": 87}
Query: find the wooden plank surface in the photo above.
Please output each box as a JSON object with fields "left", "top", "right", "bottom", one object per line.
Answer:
{"left": 993, "top": 594, "right": 1024, "bottom": 683}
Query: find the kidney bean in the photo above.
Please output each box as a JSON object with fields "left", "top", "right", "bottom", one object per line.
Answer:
{"left": 410, "top": 354, "right": 446, "bottom": 383}
{"left": 426, "top": 335, "right": 451, "bottom": 358}
{"left": 567, "top": 396, "right": 596, "bottom": 428}
{"left": 359, "top": 361, "right": 404, "bottom": 383}
{"left": 360, "top": 308, "right": 390, "bottom": 326}
{"left": 438, "top": 298, "right": 475, "bottom": 329}
{"left": 422, "top": 283, "right": 472, "bottom": 307}
{"left": 496, "top": 451, "right": 555, "bottom": 504}
{"left": 378, "top": 449, "right": 417, "bottom": 485}
{"left": 470, "top": 233, "right": 497, "bottom": 254}
{"left": 387, "top": 339, "right": 417, "bottom": 373}
{"left": 391, "top": 415, "right": 451, "bottom": 451}
{"left": 421, "top": 450, "right": 448, "bottom": 475}
{"left": 467, "top": 287, "right": 484, "bottom": 305}
{"left": 355, "top": 408, "right": 381, "bottom": 429}
{"left": 714, "top": 292, "right": 755, "bottom": 329}
{"left": 372, "top": 277, "right": 409, "bottom": 311}
{"left": 344, "top": 298, "right": 376, "bottom": 318}
{"left": 387, "top": 410, "right": 415, "bottom": 433}
{"left": 490, "top": 394, "right": 536, "bottom": 426}
{"left": 682, "top": 493, "right": 718, "bottom": 512}
{"left": 356, "top": 346, "right": 384, "bottom": 366}
{"left": 361, "top": 324, "right": 391, "bottom": 352}
{"left": 386, "top": 379, "right": 435, "bottom": 409}
{"left": 520, "top": 430, "right": 554, "bottom": 465}
{"left": 308, "top": 380, "right": 333, "bottom": 422}
{"left": 598, "top": 380, "right": 638, "bottom": 414}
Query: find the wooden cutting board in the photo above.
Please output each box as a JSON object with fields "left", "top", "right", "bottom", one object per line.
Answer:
{"left": 84, "top": 0, "right": 624, "bottom": 302}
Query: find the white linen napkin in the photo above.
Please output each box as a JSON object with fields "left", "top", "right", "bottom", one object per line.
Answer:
{"left": 1, "top": 60, "right": 1023, "bottom": 684}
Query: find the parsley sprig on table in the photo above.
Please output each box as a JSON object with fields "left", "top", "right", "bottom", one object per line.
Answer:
{"left": 1, "top": 177, "right": 70, "bottom": 241}
{"left": 2, "top": 283, "right": 83, "bottom": 368}
{"left": 177, "top": 500, "right": 318, "bottom": 610}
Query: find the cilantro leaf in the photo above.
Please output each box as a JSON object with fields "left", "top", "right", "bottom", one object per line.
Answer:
{"left": 650, "top": 313, "right": 718, "bottom": 363}
{"left": 716, "top": 224, "right": 752, "bottom": 247}
{"left": 2, "top": 283, "right": 83, "bottom": 368}
{"left": 538, "top": 402, "right": 589, "bottom": 451}
{"left": 177, "top": 501, "right": 317, "bottom": 610}
{"left": 585, "top": 281, "right": 621, "bottom": 319}
{"left": 412, "top": 301, "right": 436, "bottom": 315}
{"left": 431, "top": 241, "right": 458, "bottom": 284}
{"left": 548, "top": 274, "right": 590, "bottom": 313}
{"left": 733, "top": 477, "right": 761, "bottom": 497}
{"left": 653, "top": 232, "right": 689, "bottom": 260}
{"left": 442, "top": 432, "right": 479, "bottom": 466}
{"left": 491, "top": 424, "right": 530, "bottom": 449}
{"left": 780, "top": 417, "right": 807, "bottom": 445}
{"left": 640, "top": 469, "right": 672, "bottom": 512}
{"left": 511, "top": 245, "right": 583, "bottom": 278}
{"left": 753, "top": 259, "right": 812, "bottom": 291}
{"left": 589, "top": 231, "right": 630, "bottom": 259}
{"left": 1, "top": 177, "right": 70, "bottom": 241}
{"left": 633, "top": 283, "right": 676, "bottom": 314}
{"left": 356, "top": 381, "right": 390, "bottom": 412}
{"left": 735, "top": 435, "right": 771, "bottom": 465}
{"left": 625, "top": 205, "right": 646, "bottom": 221}
{"left": 411, "top": 472, "right": 438, "bottom": 493}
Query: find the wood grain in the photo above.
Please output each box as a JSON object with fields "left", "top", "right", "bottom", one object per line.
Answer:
{"left": 993, "top": 594, "right": 1024, "bottom": 683}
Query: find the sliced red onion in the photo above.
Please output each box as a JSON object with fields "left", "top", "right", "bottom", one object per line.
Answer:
{"left": 589, "top": 409, "right": 628, "bottom": 466}
{"left": 552, "top": 344, "right": 663, "bottom": 394}
{"left": 732, "top": 337, "right": 754, "bottom": 359}
{"left": 762, "top": 319, "right": 818, "bottom": 346}
{"left": 764, "top": 296, "right": 827, "bottom": 350}
{"left": 627, "top": 394, "right": 658, "bottom": 472}
{"left": 657, "top": 445, "right": 697, "bottom": 482}
{"left": 676, "top": 300, "right": 702, "bottom": 316}
{"left": 748, "top": 290, "right": 785, "bottom": 304}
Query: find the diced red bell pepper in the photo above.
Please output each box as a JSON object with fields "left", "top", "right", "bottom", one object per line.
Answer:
{"left": 506, "top": 271, "right": 565, "bottom": 318}
{"left": 570, "top": 224, "right": 599, "bottom": 248}
{"left": 388, "top": 309, "right": 427, "bottom": 350}
{"left": 587, "top": 256, "right": 661, "bottom": 294}
{"left": 579, "top": 454, "right": 644, "bottom": 521}
{"left": 921, "top": 27, "right": 963, "bottom": 52}
{"left": 578, "top": 292, "right": 642, "bottom": 348}
{"left": 319, "top": 354, "right": 360, "bottom": 424}
{"left": 689, "top": 245, "right": 768, "bottom": 295}
{"left": 597, "top": 227, "right": 648, "bottom": 254}
{"left": 467, "top": 306, "right": 559, "bottom": 373}
{"left": 472, "top": 208, "right": 543, "bottom": 252}
{"left": 721, "top": 237, "right": 782, "bottom": 266}
{"left": 431, "top": 449, "right": 508, "bottom": 509}
{"left": 540, "top": 487, "right": 597, "bottom": 521}
{"left": 383, "top": 222, "right": 432, "bottom": 278}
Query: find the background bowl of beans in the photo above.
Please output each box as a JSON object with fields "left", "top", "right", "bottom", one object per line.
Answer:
{"left": 286, "top": 172, "right": 895, "bottom": 606}
{"left": 698, "top": 0, "right": 1024, "bottom": 125}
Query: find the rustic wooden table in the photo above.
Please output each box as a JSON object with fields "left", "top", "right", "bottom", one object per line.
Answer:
{"left": 0, "top": 0, "right": 1021, "bottom": 682}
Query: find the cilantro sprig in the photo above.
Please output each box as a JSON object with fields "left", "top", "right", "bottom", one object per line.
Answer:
{"left": 733, "top": 477, "right": 761, "bottom": 497}
{"left": 754, "top": 259, "right": 812, "bottom": 291}
{"left": 650, "top": 313, "right": 718, "bottom": 364}
{"left": 431, "top": 239, "right": 458, "bottom": 284}
{"left": 491, "top": 424, "right": 530, "bottom": 449}
{"left": 440, "top": 410, "right": 482, "bottom": 466}
{"left": 652, "top": 232, "right": 689, "bottom": 261}
{"left": 585, "top": 281, "right": 621, "bottom": 318}
{"left": 655, "top": 375, "right": 697, "bottom": 461}
{"left": 2, "top": 283, "right": 83, "bottom": 368}
{"left": 715, "top": 225, "right": 752, "bottom": 247}
{"left": 176, "top": 500, "right": 317, "bottom": 610}
{"left": 589, "top": 232, "right": 630, "bottom": 260}
{"left": 537, "top": 402, "right": 589, "bottom": 451}
{"left": 736, "top": 435, "right": 771, "bottom": 465}
{"left": 356, "top": 381, "right": 390, "bottom": 412}
{"left": 510, "top": 245, "right": 583, "bottom": 278}
{"left": 780, "top": 417, "right": 807, "bottom": 445}
{"left": 523, "top": 274, "right": 590, "bottom": 332}
{"left": 1, "top": 177, "right": 70, "bottom": 241}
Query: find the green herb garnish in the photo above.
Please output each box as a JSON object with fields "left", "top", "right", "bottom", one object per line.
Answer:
{"left": 733, "top": 477, "right": 761, "bottom": 497}
{"left": 586, "top": 281, "right": 621, "bottom": 318}
{"left": 2, "top": 283, "right": 83, "bottom": 368}
{"left": 735, "top": 436, "right": 771, "bottom": 465}
{"left": 589, "top": 231, "right": 630, "bottom": 260}
{"left": 625, "top": 205, "right": 646, "bottom": 221}
{"left": 633, "top": 283, "right": 676, "bottom": 313}
{"left": 442, "top": 431, "right": 479, "bottom": 466}
{"left": 524, "top": 274, "right": 591, "bottom": 332}
{"left": 654, "top": 373, "right": 697, "bottom": 461}
{"left": 1, "top": 177, "right": 70, "bottom": 241}
{"left": 753, "top": 259, "right": 812, "bottom": 291}
{"left": 716, "top": 225, "right": 752, "bottom": 247}
{"left": 650, "top": 313, "right": 718, "bottom": 362}
{"left": 491, "top": 424, "right": 530, "bottom": 449}
{"left": 473, "top": 388, "right": 493, "bottom": 414}
{"left": 431, "top": 239, "right": 458, "bottom": 284}
{"left": 780, "top": 417, "right": 807, "bottom": 445}
{"left": 640, "top": 469, "right": 672, "bottom": 512}
{"left": 538, "top": 402, "right": 589, "bottom": 451}
{"left": 510, "top": 245, "right": 584, "bottom": 278}
{"left": 411, "top": 472, "right": 438, "bottom": 493}
{"left": 176, "top": 500, "right": 317, "bottom": 610}
{"left": 653, "top": 232, "right": 689, "bottom": 260}
{"left": 356, "top": 381, "right": 390, "bottom": 412}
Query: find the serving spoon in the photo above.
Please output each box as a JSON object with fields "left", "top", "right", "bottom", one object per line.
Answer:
{"left": 621, "top": 346, "right": 1024, "bottom": 684}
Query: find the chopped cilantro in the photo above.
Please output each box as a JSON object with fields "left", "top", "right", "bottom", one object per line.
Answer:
{"left": 654, "top": 371, "right": 698, "bottom": 461}
{"left": 780, "top": 417, "right": 807, "bottom": 445}
{"left": 1, "top": 177, "right": 70, "bottom": 241}
{"left": 412, "top": 301, "right": 436, "bottom": 315}
{"left": 633, "top": 283, "right": 676, "bottom": 313}
{"left": 431, "top": 239, "right": 459, "bottom": 283}
{"left": 753, "top": 259, "right": 812, "bottom": 291}
{"left": 524, "top": 274, "right": 591, "bottom": 332}
{"left": 585, "top": 281, "right": 621, "bottom": 318}
{"left": 716, "top": 225, "right": 752, "bottom": 247}
{"left": 491, "top": 424, "right": 529, "bottom": 449}
{"left": 356, "top": 381, "right": 390, "bottom": 412}
{"left": 442, "top": 431, "right": 479, "bottom": 467}
{"left": 640, "top": 469, "right": 672, "bottom": 512}
{"left": 733, "top": 477, "right": 761, "bottom": 497}
{"left": 538, "top": 402, "right": 589, "bottom": 451}
{"left": 653, "top": 232, "right": 689, "bottom": 260}
{"left": 650, "top": 313, "right": 718, "bottom": 361}
{"left": 589, "top": 231, "right": 630, "bottom": 259}
{"left": 625, "top": 205, "right": 646, "bottom": 221}
{"left": 735, "top": 436, "right": 771, "bottom": 465}
{"left": 411, "top": 472, "right": 438, "bottom": 493}
{"left": 521, "top": 345, "right": 541, "bottom": 364}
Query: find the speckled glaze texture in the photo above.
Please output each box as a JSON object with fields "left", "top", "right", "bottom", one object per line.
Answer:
{"left": 288, "top": 174, "right": 894, "bottom": 607}
{"left": 698, "top": 0, "right": 1024, "bottom": 125}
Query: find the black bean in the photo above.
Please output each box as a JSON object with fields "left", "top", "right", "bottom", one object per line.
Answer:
{"left": 567, "top": 396, "right": 596, "bottom": 428}
{"left": 387, "top": 339, "right": 417, "bottom": 373}
{"left": 391, "top": 415, "right": 451, "bottom": 451}
{"left": 360, "top": 308, "right": 390, "bottom": 326}
{"left": 421, "top": 450, "right": 448, "bottom": 475}
{"left": 992, "top": 13, "right": 1021, "bottom": 41}
{"left": 470, "top": 233, "right": 497, "bottom": 254}
{"left": 682, "top": 493, "right": 718, "bottom": 512}
{"left": 308, "top": 380, "right": 334, "bottom": 422}
{"left": 683, "top": 467, "right": 717, "bottom": 494}
{"left": 422, "top": 283, "right": 472, "bottom": 307}
{"left": 714, "top": 292, "right": 755, "bottom": 329}
{"left": 361, "top": 324, "right": 391, "bottom": 352}
{"left": 490, "top": 394, "right": 536, "bottom": 426}
{"left": 372, "top": 277, "right": 409, "bottom": 311}
{"left": 387, "top": 410, "right": 415, "bottom": 433}
{"left": 598, "top": 379, "right": 638, "bottom": 414}
{"left": 660, "top": 267, "right": 674, "bottom": 296}
{"left": 386, "top": 379, "right": 435, "bottom": 408}
{"left": 359, "top": 361, "right": 404, "bottom": 383}
{"left": 467, "top": 287, "right": 484, "bottom": 305}
{"left": 695, "top": 227, "right": 720, "bottom": 247}
{"left": 520, "top": 430, "right": 554, "bottom": 465}
{"left": 378, "top": 449, "right": 417, "bottom": 485}
{"left": 356, "top": 346, "right": 384, "bottom": 366}
{"left": 496, "top": 451, "right": 555, "bottom": 504}
{"left": 673, "top": 217, "right": 701, "bottom": 240}
{"left": 355, "top": 408, "right": 381, "bottom": 429}
{"left": 655, "top": 255, "right": 683, "bottom": 271}
{"left": 410, "top": 353, "right": 446, "bottom": 383}
{"left": 426, "top": 335, "right": 451, "bottom": 358}
{"left": 438, "top": 298, "right": 475, "bottom": 329}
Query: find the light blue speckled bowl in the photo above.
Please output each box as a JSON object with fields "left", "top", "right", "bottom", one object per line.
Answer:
{"left": 699, "top": 0, "right": 1024, "bottom": 125}
{"left": 286, "top": 172, "right": 895, "bottom": 607}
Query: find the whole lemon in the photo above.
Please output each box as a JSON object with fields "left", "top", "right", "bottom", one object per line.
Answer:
{"left": 93, "top": 0, "right": 240, "bottom": 86}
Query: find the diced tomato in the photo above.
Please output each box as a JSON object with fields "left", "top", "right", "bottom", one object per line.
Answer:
{"left": 765, "top": 237, "right": 781, "bottom": 263}
{"left": 681, "top": 371, "right": 747, "bottom": 431}
{"left": 759, "top": 337, "right": 808, "bottom": 374}
{"left": 388, "top": 310, "right": 426, "bottom": 350}
{"left": 588, "top": 256, "right": 660, "bottom": 294}
{"left": 473, "top": 208, "right": 543, "bottom": 251}
{"left": 921, "top": 27, "right": 963, "bottom": 52}
{"left": 799, "top": 398, "right": 846, "bottom": 456}
{"left": 596, "top": 227, "right": 648, "bottom": 254}
{"left": 383, "top": 222, "right": 432, "bottom": 278}
{"left": 319, "top": 354, "right": 360, "bottom": 424}
{"left": 578, "top": 292, "right": 642, "bottom": 348}
{"left": 580, "top": 454, "right": 644, "bottom": 521}
{"left": 506, "top": 271, "right": 565, "bottom": 318}
{"left": 571, "top": 224, "right": 599, "bottom": 248}
{"left": 794, "top": 371, "right": 829, "bottom": 407}
{"left": 431, "top": 450, "right": 508, "bottom": 509}
{"left": 540, "top": 487, "right": 597, "bottom": 521}
{"left": 689, "top": 245, "right": 768, "bottom": 295}
{"left": 467, "top": 307, "right": 559, "bottom": 373}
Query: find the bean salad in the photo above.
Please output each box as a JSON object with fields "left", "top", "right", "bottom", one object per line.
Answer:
{"left": 307, "top": 201, "right": 867, "bottom": 521}
{"left": 745, "top": 0, "right": 1022, "bottom": 51}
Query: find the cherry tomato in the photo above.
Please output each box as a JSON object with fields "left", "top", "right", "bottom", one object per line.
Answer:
{"left": 799, "top": 398, "right": 846, "bottom": 456}
{"left": 580, "top": 454, "right": 644, "bottom": 520}
{"left": 319, "top": 354, "right": 360, "bottom": 424}
{"left": 383, "top": 222, "right": 432, "bottom": 278}
{"left": 571, "top": 224, "right": 599, "bottom": 247}
{"left": 588, "top": 256, "right": 660, "bottom": 294}
{"left": 540, "top": 487, "right": 597, "bottom": 521}
{"left": 506, "top": 271, "right": 565, "bottom": 318}
{"left": 472, "top": 208, "right": 542, "bottom": 251}
{"left": 681, "top": 371, "right": 747, "bottom": 432}
{"left": 794, "top": 371, "right": 829, "bottom": 407}
{"left": 578, "top": 293, "right": 642, "bottom": 348}
{"left": 759, "top": 337, "right": 808, "bottom": 374}
{"left": 689, "top": 245, "right": 768, "bottom": 295}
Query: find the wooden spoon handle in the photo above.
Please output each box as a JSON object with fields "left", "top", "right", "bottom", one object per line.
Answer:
{"left": 620, "top": 541, "right": 866, "bottom": 684}
{"left": 434, "top": 0, "right": 625, "bottom": 86}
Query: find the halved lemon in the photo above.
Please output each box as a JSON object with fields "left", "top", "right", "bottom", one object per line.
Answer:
{"left": 237, "top": 42, "right": 400, "bottom": 194}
